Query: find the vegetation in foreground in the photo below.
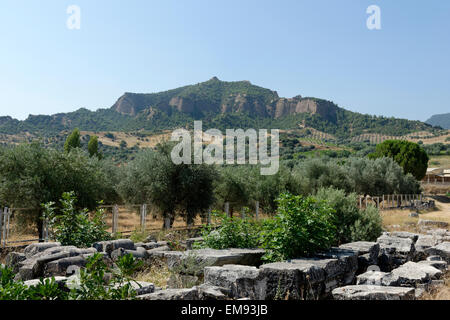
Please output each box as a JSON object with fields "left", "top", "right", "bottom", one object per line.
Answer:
{"left": 197, "top": 191, "right": 383, "bottom": 263}
{"left": 0, "top": 253, "right": 141, "bottom": 300}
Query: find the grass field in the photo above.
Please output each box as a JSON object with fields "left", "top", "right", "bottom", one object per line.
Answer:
{"left": 381, "top": 197, "right": 450, "bottom": 233}
{"left": 429, "top": 155, "right": 450, "bottom": 168}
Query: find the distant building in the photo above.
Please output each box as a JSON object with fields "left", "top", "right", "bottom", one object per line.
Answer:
{"left": 423, "top": 168, "right": 450, "bottom": 184}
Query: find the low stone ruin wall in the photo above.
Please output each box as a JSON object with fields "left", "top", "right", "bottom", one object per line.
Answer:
{"left": 2, "top": 222, "right": 450, "bottom": 300}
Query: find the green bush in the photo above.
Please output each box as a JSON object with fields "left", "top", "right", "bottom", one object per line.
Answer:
{"left": 0, "top": 254, "right": 141, "bottom": 300}
{"left": 43, "top": 192, "right": 111, "bottom": 247}
{"left": 314, "top": 188, "right": 360, "bottom": 244}
{"left": 314, "top": 187, "right": 383, "bottom": 244}
{"left": 68, "top": 253, "right": 142, "bottom": 300}
{"left": 260, "top": 193, "right": 336, "bottom": 262}
{"left": 350, "top": 205, "right": 383, "bottom": 242}
{"left": 197, "top": 211, "right": 262, "bottom": 250}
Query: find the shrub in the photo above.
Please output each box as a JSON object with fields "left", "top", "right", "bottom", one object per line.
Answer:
{"left": 350, "top": 205, "right": 383, "bottom": 242}
{"left": 197, "top": 211, "right": 262, "bottom": 250}
{"left": 68, "top": 253, "right": 142, "bottom": 300}
{"left": 0, "top": 254, "right": 142, "bottom": 300}
{"left": 43, "top": 192, "right": 111, "bottom": 247}
{"left": 315, "top": 187, "right": 383, "bottom": 243}
{"left": 0, "top": 264, "right": 65, "bottom": 300}
{"left": 260, "top": 193, "right": 336, "bottom": 262}
{"left": 314, "top": 188, "right": 360, "bottom": 244}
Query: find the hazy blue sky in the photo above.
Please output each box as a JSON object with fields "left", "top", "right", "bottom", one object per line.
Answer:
{"left": 1, "top": 0, "right": 449, "bottom": 121}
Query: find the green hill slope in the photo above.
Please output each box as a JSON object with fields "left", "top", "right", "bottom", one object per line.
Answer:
{"left": 0, "top": 78, "right": 439, "bottom": 139}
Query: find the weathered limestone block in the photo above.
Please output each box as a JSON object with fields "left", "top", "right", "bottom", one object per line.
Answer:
{"left": 204, "top": 265, "right": 264, "bottom": 299}
{"left": 424, "top": 242, "right": 450, "bottom": 263}
{"left": 92, "top": 239, "right": 135, "bottom": 256}
{"left": 111, "top": 247, "right": 149, "bottom": 261}
{"left": 136, "top": 287, "right": 199, "bottom": 300}
{"left": 5, "top": 252, "right": 26, "bottom": 273}
{"left": 165, "top": 249, "right": 265, "bottom": 275}
{"left": 196, "top": 284, "right": 232, "bottom": 300}
{"left": 147, "top": 245, "right": 171, "bottom": 258}
{"left": 23, "top": 276, "right": 69, "bottom": 290}
{"left": 44, "top": 255, "right": 87, "bottom": 277}
{"left": 136, "top": 285, "right": 230, "bottom": 300}
{"left": 23, "top": 242, "right": 61, "bottom": 259}
{"left": 258, "top": 260, "right": 325, "bottom": 300}
{"left": 414, "top": 235, "right": 438, "bottom": 261}
{"left": 425, "top": 228, "right": 449, "bottom": 237}
{"left": 339, "top": 242, "right": 379, "bottom": 273}
{"left": 136, "top": 241, "right": 168, "bottom": 250}
{"left": 313, "top": 248, "right": 359, "bottom": 286}
{"left": 387, "top": 232, "right": 419, "bottom": 242}
{"left": 417, "top": 260, "right": 448, "bottom": 271}
{"left": 258, "top": 248, "right": 358, "bottom": 300}
{"left": 127, "top": 281, "right": 155, "bottom": 295}
{"left": 332, "top": 285, "right": 415, "bottom": 300}
{"left": 16, "top": 246, "right": 97, "bottom": 280}
{"left": 377, "top": 234, "right": 415, "bottom": 271}
{"left": 380, "top": 261, "right": 442, "bottom": 288}
{"left": 186, "top": 237, "right": 204, "bottom": 250}
{"left": 356, "top": 271, "right": 389, "bottom": 286}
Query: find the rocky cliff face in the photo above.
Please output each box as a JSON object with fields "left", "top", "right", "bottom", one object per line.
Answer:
{"left": 111, "top": 78, "right": 338, "bottom": 122}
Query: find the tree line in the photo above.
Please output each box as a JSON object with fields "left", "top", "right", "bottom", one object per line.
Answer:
{"left": 0, "top": 132, "right": 426, "bottom": 233}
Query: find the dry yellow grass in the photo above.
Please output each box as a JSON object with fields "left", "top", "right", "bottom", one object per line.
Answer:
{"left": 429, "top": 155, "right": 450, "bottom": 168}
{"left": 381, "top": 198, "right": 450, "bottom": 232}
{"left": 133, "top": 258, "right": 171, "bottom": 288}
{"left": 422, "top": 184, "right": 450, "bottom": 195}
{"left": 80, "top": 131, "right": 172, "bottom": 149}
{"left": 420, "top": 271, "right": 450, "bottom": 300}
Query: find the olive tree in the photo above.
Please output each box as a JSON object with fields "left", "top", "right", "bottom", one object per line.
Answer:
{"left": 117, "top": 143, "right": 217, "bottom": 228}
{"left": 0, "top": 143, "right": 112, "bottom": 238}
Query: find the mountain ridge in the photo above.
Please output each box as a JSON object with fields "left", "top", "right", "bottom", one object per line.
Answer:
{"left": 426, "top": 113, "right": 450, "bottom": 129}
{"left": 0, "top": 78, "right": 440, "bottom": 139}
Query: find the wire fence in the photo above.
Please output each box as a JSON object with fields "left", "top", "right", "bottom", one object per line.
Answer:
{"left": 0, "top": 194, "right": 432, "bottom": 248}
{"left": 356, "top": 194, "right": 430, "bottom": 210}
{"left": 0, "top": 201, "right": 262, "bottom": 248}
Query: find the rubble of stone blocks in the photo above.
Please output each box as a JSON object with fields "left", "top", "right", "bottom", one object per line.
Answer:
{"left": 4, "top": 222, "right": 450, "bottom": 300}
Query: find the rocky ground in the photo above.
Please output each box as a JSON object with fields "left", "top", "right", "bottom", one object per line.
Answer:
{"left": 1, "top": 217, "right": 449, "bottom": 300}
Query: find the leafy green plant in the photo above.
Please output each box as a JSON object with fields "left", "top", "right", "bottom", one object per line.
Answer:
{"left": 314, "top": 187, "right": 383, "bottom": 243}
{"left": 130, "top": 229, "right": 149, "bottom": 243}
{"left": 196, "top": 211, "right": 262, "bottom": 250}
{"left": 260, "top": 193, "right": 336, "bottom": 262}
{"left": 43, "top": 191, "right": 111, "bottom": 248}
{"left": 69, "top": 253, "right": 142, "bottom": 300}
{"left": 350, "top": 205, "right": 383, "bottom": 242}
{"left": 0, "top": 265, "right": 66, "bottom": 300}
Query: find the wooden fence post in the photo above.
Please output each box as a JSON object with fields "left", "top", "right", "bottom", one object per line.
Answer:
{"left": 112, "top": 205, "right": 119, "bottom": 234}
{"left": 0, "top": 208, "right": 3, "bottom": 248}
{"left": 140, "top": 204, "right": 147, "bottom": 231}
{"left": 225, "top": 202, "right": 230, "bottom": 217}
{"left": 207, "top": 207, "right": 212, "bottom": 225}
{"left": 382, "top": 195, "right": 385, "bottom": 209}
{"left": 164, "top": 217, "right": 171, "bottom": 230}
{"left": 2, "top": 208, "right": 7, "bottom": 248}
{"left": 255, "top": 201, "right": 259, "bottom": 220}
{"left": 241, "top": 207, "right": 245, "bottom": 219}
{"left": 6, "top": 208, "right": 11, "bottom": 245}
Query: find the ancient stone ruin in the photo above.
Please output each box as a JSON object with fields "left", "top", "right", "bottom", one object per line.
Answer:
{"left": 2, "top": 222, "right": 450, "bottom": 300}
